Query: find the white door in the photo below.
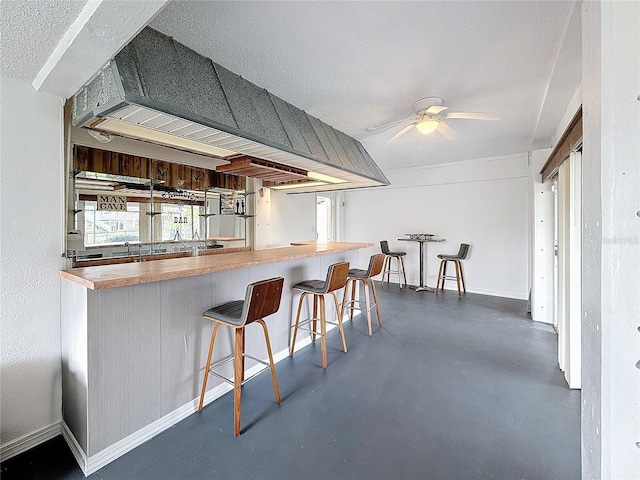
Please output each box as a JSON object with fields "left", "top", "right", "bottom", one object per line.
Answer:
{"left": 316, "top": 192, "right": 344, "bottom": 242}
{"left": 554, "top": 151, "right": 582, "bottom": 389}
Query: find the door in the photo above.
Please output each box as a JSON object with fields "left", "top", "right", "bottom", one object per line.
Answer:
{"left": 315, "top": 192, "right": 344, "bottom": 242}
{"left": 554, "top": 151, "right": 582, "bottom": 389}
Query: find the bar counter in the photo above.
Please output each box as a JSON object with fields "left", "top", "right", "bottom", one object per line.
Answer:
{"left": 59, "top": 241, "right": 372, "bottom": 475}
{"left": 61, "top": 242, "right": 372, "bottom": 290}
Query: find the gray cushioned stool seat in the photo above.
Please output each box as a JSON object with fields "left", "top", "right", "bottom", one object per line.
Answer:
{"left": 202, "top": 300, "right": 245, "bottom": 326}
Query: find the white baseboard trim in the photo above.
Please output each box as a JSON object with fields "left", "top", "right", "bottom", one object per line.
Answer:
{"left": 438, "top": 286, "right": 528, "bottom": 301}
{"left": 62, "top": 343, "right": 306, "bottom": 476}
{"left": 0, "top": 422, "right": 61, "bottom": 462}
{"left": 61, "top": 320, "right": 355, "bottom": 476}
{"left": 61, "top": 421, "right": 87, "bottom": 474}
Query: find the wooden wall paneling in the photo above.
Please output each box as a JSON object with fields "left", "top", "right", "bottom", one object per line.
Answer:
{"left": 60, "top": 281, "right": 90, "bottom": 454}
{"left": 75, "top": 145, "right": 90, "bottom": 172}
{"left": 153, "top": 159, "right": 171, "bottom": 185}
{"left": 191, "top": 166, "right": 206, "bottom": 190}
{"left": 158, "top": 274, "right": 216, "bottom": 415}
{"left": 87, "top": 283, "right": 162, "bottom": 455}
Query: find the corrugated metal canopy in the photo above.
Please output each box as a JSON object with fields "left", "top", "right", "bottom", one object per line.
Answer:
{"left": 72, "top": 27, "right": 389, "bottom": 193}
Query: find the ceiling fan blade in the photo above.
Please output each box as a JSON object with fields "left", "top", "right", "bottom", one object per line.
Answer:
{"left": 436, "top": 120, "right": 459, "bottom": 140}
{"left": 426, "top": 105, "right": 449, "bottom": 115}
{"left": 366, "top": 114, "right": 419, "bottom": 134}
{"left": 443, "top": 111, "right": 501, "bottom": 121}
{"left": 387, "top": 123, "right": 416, "bottom": 143}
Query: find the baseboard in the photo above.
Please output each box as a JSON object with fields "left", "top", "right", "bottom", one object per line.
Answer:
{"left": 0, "top": 422, "right": 61, "bottom": 462}
{"left": 61, "top": 318, "right": 354, "bottom": 476}
{"left": 438, "top": 286, "right": 528, "bottom": 301}
{"left": 61, "top": 421, "right": 87, "bottom": 474}
{"left": 62, "top": 343, "right": 307, "bottom": 476}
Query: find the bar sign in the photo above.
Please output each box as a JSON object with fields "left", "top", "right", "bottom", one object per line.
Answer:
{"left": 97, "top": 194, "right": 127, "bottom": 211}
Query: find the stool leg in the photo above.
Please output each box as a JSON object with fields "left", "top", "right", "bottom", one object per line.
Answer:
{"left": 349, "top": 279, "right": 357, "bottom": 320}
{"left": 233, "top": 327, "right": 244, "bottom": 436}
{"left": 319, "top": 295, "right": 327, "bottom": 368}
{"left": 381, "top": 256, "right": 389, "bottom": 285}
{"left": 199, "top": 323, "right": 221, "bottom": 411}
{"left": 370, "top": 278, "right": 382, "bottom": 326}
{"left": 399, "top": 256, "right": 408, "bottom": 288}
{"left": 290, "top": 291, "right": 307, "bottom": 356}
{"left": 454, "top": 261, "right": 462, "bottom": 296}
{"left": 257, "top": 319, "right": 280, "bottom": 405}
{"left": 312, "top": 295, "right": 318, "bottom": 343}
{"left": 331, "top": 291, "right": 348, "bottom": 353}
{"left": 363, "top": 279, "right": 372, "bottom": 335}
{"left": 436, "top": 259, "right": 445, "bottom": 294}
{"left": 458, "top": 261, "right": 467, "bottom": 293}
{"left": 442, "top": 260, "right": 448, "bottom": 290}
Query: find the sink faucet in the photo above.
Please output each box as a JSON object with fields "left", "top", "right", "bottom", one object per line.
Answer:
{"left": 137, "top": 244, "right": 142, "bottom": 261}
{"left": 125, "top": 242, "right": 131, "bottom": 255}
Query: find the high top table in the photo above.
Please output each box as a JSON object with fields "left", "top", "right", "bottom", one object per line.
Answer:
{"left": 398, "top": 237, "right": 446, "bottom": 292}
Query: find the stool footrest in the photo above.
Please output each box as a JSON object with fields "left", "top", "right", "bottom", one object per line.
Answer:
{"left": 207, "top": 353, "right": 272, "bottom": 386}
{"left": 292, "top": 316, "right": 342, "bottom": 332}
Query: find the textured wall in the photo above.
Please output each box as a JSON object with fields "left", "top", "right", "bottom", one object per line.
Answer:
{"left": 582, "top": 2, "right": 640, "bottom": 478}
{"left": 0, "top": 77, "right": 65, "bottom": 450}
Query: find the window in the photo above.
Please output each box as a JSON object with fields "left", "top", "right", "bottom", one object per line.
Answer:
{"left": 160, "top": 203, "right": 204, "bottom": 241}
{"left": 84, "top": 201, "right": 141, "bottom": 246}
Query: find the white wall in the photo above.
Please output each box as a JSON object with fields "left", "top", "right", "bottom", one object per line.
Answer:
{"left": 581, "top": 1, "right": 640, "bottom": 478}
{"left": 267, "top": 190, "right": 316, "bottom": 247}
{"left": 0, "top": 77, "right": 65, "bottom": 458}
{"left": 344, "top": 153, "right": 530, "bottom": 299}
{"left": 529, "top": 148, "right": 554, "bottom": 324}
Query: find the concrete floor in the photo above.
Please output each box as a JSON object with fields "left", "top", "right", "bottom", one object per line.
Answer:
{"left": 1, "top": 284, "right": 581, "bottom": 479}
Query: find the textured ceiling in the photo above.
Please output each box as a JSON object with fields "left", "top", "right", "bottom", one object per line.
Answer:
{"left": 0, "top": 0, "right": 87, "bottom": 82}
{"left": 1, "top": 0, "right": 581, "bottom": 172}
{"left": 149, "top": 1, "right": 582, "bottom": 170}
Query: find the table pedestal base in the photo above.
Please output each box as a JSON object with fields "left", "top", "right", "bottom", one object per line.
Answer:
{"left": 410, "top": 285, "right": 435, "bottom": 292}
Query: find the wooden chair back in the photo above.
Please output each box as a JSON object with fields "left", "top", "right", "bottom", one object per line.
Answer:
{"left": 367, "top": 254, "right": 386, "bottom": 278}
{"left": 324, "top": 262, "right": 350, "bottom": 293}
{"left": 243, "top": 277, "right": 284, "bottom": 325}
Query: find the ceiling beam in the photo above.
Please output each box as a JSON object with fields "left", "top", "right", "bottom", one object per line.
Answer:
{"left": 32, "top": 0, "right": 170, "bottom": 98}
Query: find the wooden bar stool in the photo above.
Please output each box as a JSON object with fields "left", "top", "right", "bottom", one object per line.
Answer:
{"left": 380, "top": 240, "right": 408, "bottom": 288}
{"left": 436, "top": 243, "right": 470, "bottom": 296}
{"left": 343, "top": 254, "right": 385, "bottom": 335}
{"left": 198, "top": 277, "right": 284, "bottom": 436}
{"left": 290, "top": 262, "right": 350, "bottom": 368}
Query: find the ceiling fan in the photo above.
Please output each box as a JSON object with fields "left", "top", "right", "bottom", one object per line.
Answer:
{"left": 366, "top": 96, "right": 501, "bottom": 143}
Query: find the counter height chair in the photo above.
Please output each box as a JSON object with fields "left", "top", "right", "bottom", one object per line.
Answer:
{"left": 344, "top": 254, "right": 385, "bottom": 335}
{"left": 290, "top": 262, "right": 350, "bottom": 368}
{"left": 436, "top": 243, "right": 470, "bottom": 296}
{"left": 198, "top": 277, "right": 284, "bottom": 436}
{"left": 380, "top": 240, "right": 408, "bottom": 288}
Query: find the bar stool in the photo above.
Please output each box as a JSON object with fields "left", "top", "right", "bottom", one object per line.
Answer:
{"left": 198, "top": 277, "right": 284, "bottom": 436}
{"left": 436, "top": 243, "right": 470, "bottom": 296}
{"left": 290, "top": 262, "right": 350, "bottom": 368}
{"left": 380, "top": 240, "right": 408, "bottom": 288}
{"left": 343, "top": 254, "right": 385, "bottom": 335}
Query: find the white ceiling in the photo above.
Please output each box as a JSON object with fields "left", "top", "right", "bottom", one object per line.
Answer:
{"left": 1, "top": 0, "right": 581, "bottom": 172}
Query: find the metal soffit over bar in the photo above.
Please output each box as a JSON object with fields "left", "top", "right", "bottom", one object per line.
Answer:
{"left": 72, "top": 27, "right": 389, "bottom": 193}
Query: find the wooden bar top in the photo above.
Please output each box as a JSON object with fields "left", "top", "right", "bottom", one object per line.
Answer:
{"left": 60, "top": 242, "right": 373, "bottom": 290}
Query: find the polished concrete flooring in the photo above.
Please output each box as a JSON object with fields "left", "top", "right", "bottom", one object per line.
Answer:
{"left": 1, "top": 284, "right": 581, "bottom": 479}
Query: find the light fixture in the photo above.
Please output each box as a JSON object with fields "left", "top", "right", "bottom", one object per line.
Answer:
{"left": 306, "top": 171, "right": 347, "bottom": 184}
{"left": 270, "top": 181, "right": 327, "bottom": 190}
{"left": 415, "top": 118, "right": 439, "bottom": 134}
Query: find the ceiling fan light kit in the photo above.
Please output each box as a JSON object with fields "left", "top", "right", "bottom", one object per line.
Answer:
{"left": 415, "top": 119, "right": 440, "bottom": 134}
{"left": 367, "top": 96, "right": 501, "bottom": 144}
